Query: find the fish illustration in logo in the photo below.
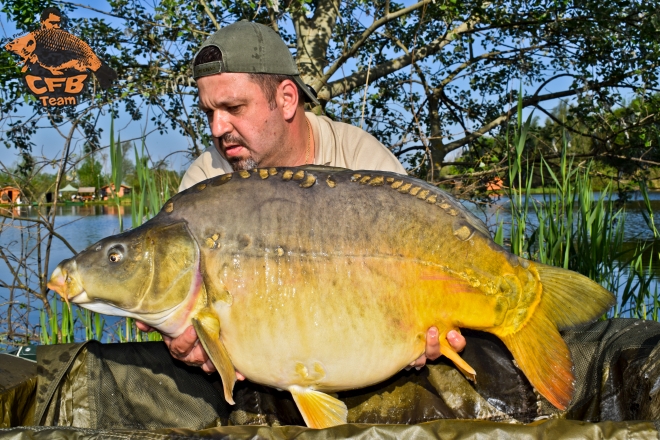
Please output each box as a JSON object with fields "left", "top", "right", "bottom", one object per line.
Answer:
{"left": 5, "top": 8, "right": 116, "bottom": 89}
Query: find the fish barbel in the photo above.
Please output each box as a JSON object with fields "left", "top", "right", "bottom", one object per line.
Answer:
{"left": 48, "top": 166, "right": 614, "bottom": 428}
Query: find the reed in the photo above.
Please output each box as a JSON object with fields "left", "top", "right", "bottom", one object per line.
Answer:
{"left": 109, "top": 117, "right": 124, "bottom": 233}
{"left": 505, "top": 90, "right": 535, "bottom": 258}
{"left": 502, "top": 93, "right": 657, "bottom": 320}
{"left": 38, "top": 129, "right": 168, "bottom": 346}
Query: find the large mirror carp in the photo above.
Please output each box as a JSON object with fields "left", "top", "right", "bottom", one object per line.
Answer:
{"left": 48, "top": 166, "right": 614, "bottom": 429}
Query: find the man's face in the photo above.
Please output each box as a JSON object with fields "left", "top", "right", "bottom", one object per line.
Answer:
{"left": 197, "top": 73, "right": 292, "bottom": 171}
{"left": 42, "top": 13, "right": 61, "bottom": 29}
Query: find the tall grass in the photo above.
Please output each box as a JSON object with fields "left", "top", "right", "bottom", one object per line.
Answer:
{"left": 502, "top": 96, "right": 657, "bottom": 320}
{"left": 109, "top": 117, "right": 124, "bottom": 233}
{"left": 131, "top": 139, "right": 172, "bottom": 228}
{"left": 506, "top": 92, "right": 535, "bottom": 258}
{"left": 40, "top": 130, "right": 170, "bottom": 345}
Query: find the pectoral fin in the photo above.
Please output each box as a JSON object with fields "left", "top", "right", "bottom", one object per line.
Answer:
{"left": 440, "top": 330, "right": 477, "bottom": 382}
{"left": 289, "top": 385, "right": 348, "bottom": 429}
{"left": 191, "top": 311, "right": 236, "bottom": 405}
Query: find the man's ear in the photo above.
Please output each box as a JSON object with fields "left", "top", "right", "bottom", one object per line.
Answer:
{"left": 278, "top": 79, "right": 301, "bottom": 120}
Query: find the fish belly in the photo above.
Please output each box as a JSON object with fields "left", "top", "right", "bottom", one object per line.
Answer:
{"left": 213, "top": 254, "right": 505, "bottom": 392}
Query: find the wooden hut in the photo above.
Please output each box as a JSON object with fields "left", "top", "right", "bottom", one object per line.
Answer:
{"left": 486, "top": 177, "right": 505, "bottom": 191}
{"left": 0, "top": 186, "right": 21, "bottom": 204}
{"left": 100, "top": 183, "right": 131, "bottom": 201}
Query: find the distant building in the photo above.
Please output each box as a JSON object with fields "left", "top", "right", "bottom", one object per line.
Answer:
{"left": 0, "top": 186, "right": 21, "bottom": 204}
{"left": 78, "top": 187, "right": 96, "bottom": 201}
{"left": 100, "top": 183, "right": 131, "bottom": 200}
{"left": 486, "top": 177, "right": 505, "bottom": 191}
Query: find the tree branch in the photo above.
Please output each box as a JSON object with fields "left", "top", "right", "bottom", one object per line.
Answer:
{"left": 321, "top": 19, "right": 478, "bottom": 100}
{"left": 317, "top": 0, "right": 436, "bottom": 88}
{"left": 199, "top": 0, "right": 221, "bottom": 30}
{"left": 0, "top": 212, "right": 78, "bottom": 255}
{"left": 439, "top": 78, "right": 648, "bottom": 155}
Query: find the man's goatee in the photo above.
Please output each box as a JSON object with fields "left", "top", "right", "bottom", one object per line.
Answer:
{"left": 231, "top": 157, "right": 258, "bottom": 171}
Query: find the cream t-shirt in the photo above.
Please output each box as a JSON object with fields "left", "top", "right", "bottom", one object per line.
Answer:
{"left": 178, "top": 112, "right": 406, "bottom": 191}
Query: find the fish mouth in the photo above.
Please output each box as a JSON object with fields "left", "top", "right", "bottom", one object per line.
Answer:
{"left": 47, "top": 263, "right": 85, "bottom": 304}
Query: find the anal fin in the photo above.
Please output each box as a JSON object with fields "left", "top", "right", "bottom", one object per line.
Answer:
{"left": 289, "top": 385, "right": 348, "bottom": 429}
{"left": 440, "top": 329, "right": 477, "bottom": 382}
{"left": 192, "top": 310, "right": 236, "bottom": 405}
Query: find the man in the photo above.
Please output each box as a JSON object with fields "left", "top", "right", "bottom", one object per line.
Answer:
{"left": 137, "top": 21, "right": 466, "bottom": 378}
{"left": 41, "top": 8, "right": 63, "bottom": 29}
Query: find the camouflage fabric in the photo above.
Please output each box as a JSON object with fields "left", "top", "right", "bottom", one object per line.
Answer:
{"left": 0, "top": 354, "right": 37, "bottom": 427}
{"left": 2, "top": 419, "right": 659, "bottom": 439}
{"left": 2, "top": 318, "right": 660, "bottom": 439}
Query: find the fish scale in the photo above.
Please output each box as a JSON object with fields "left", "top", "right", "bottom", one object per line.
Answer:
{"left": 48, "top": 166, "right": 614, "bottom": 429}
{"left": 32, "top": 29, "right": 99, "bottom": 65}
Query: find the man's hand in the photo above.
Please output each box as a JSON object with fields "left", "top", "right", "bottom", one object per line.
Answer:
{"left": 135, "top": 321, "right": 245, "bottom": 379}
{"left": 136, "top": 321, "right": 465, "bottom": 376}
{"left": 408, "top": 327, "right": 466, "bottom": 370}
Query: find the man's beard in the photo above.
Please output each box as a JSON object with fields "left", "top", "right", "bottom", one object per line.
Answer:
{"left": 220, "top": 134, "right": 258, "bottom": 171}
{"left": 230, "top": 156, "right": 258, "bottom": 171}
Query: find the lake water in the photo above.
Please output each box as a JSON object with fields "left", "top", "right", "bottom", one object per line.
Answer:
{"left": 1, "top": 191, "right": 659, "bottom": 347}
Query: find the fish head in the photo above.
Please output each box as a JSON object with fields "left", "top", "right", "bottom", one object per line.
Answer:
{"left": 47, "top": 221, "right": 201, "bottom": 324}
{"left": 5, "top": 33, "right": 37, "bottom": 61}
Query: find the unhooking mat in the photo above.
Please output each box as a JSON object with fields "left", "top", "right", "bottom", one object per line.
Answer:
{"left": 2, "top": 318, "right": 660, "bottom": 438}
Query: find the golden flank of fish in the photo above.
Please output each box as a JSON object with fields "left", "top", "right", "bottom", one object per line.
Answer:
{"left": 48, "top": 166, "right": 614, "bottom": 429}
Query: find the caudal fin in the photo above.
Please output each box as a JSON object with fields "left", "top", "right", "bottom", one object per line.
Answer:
{"left": 500, "top": 263, "right": 614, "bottom": 410}
{"left": 534, "top": 264, "right": 615, "bottom": 330}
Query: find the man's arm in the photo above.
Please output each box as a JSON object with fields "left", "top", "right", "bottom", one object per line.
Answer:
{"left": 135, "top": 321, "right": 466, "bottom": 376}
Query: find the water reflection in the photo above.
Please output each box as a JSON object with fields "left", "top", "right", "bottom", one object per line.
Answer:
{"left": 621, "top": 240, "right": 660, "bottom": 277}
{"left": 0, "top": 205, "right": 25, "bottom": 217}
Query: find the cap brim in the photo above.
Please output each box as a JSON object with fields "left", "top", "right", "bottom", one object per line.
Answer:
{"left": 293, "top": 76, "right": 321, "bottom": 106}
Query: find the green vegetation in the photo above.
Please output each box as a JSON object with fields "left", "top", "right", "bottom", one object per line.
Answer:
{"left": 439, "top": 94, "right": 660, "bottom": 200}
{"left": 500, "top": 99, "right": 658, "bottom": 320}
{"left": 0, "top": 119, "right": 181, "bottom": 206}
{"left": 2, "top": 0, "right": 659, "bottom": 190}
{"left": 35, "top": 134, "right": 170, "bottom": 346}
{"left": 76, "top": 156, "right": 103, "bottom": 189}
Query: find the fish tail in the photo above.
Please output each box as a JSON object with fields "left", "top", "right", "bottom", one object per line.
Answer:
{"left": 534, "top": 263, "right": 615, "bottom": 330}
{"left": 499, "top": 263, "right": 614, "bottom": 410}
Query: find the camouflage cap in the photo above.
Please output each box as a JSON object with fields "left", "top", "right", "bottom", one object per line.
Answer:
{"left": 192, "top": 21, "right": 320, "bottom": 106}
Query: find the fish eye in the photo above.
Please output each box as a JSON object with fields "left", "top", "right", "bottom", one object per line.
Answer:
{"left": 107, "top": 246, "right": 125, "bottom": 263}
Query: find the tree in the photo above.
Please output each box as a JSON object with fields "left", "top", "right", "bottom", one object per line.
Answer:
{"left": 1, "top": 0, "right": 659, "bottom": 189}
{"left": 76, "top": 155, "right": 104, "bottom": 188}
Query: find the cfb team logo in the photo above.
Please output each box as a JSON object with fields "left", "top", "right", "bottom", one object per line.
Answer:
{"left": 4, "top": 8, "right": 116, "bottom": 106}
